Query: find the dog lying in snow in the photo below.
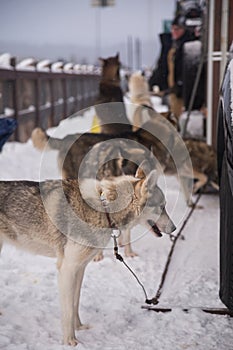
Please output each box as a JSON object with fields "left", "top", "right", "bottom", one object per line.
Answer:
{"left": 0, "top": 163, "right": 175, "bottom": 346}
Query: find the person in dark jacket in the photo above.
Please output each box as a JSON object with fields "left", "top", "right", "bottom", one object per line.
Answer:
{"left": 167, "top": 15, "right": 196, "bottom": 119}
{"left": 149, "top": 16, "right": 196, "bottom": 113}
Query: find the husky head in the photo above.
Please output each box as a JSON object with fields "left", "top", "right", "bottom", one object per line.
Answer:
{"left": 133, "top": 160, "right": 176, "bottom": 237}
{"left": 99, "top": 52, "right": 121, "bottom": 82}
{"left": 128, "top": 71, "right": 150, "bottom": 98}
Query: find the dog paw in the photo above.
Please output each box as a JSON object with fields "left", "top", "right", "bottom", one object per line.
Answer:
{"left": 93, "top": 252, "right": 104, "bottom": 262}
{"left": 63, "top": 336, "right": 78, "bottom": 347}
{"left": 124, "top": 250, "right": 138, "bottom": 258}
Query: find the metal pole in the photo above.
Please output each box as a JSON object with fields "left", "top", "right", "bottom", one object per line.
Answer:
{"left": 220, "top": 0, "right": 229, "bottom": 85}
{"left": 207, "top": 0, "right": 215, "bottom": 146}
{"left": 95, "top": 7, "right": 101, "bottom": 59}
{"left": 127, "top": 36, "right": 133, "bottom": 71}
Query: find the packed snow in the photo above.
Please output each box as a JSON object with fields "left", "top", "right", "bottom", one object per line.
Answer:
{"left": 0, "top": 104, "right": 232, "bottom": 350}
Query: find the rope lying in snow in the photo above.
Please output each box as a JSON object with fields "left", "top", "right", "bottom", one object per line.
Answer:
{"left": 146, "top": 193, "right": 202, "bottom": 305}
{"left": 101, "top": 190, "right": 202, "bottom": 305}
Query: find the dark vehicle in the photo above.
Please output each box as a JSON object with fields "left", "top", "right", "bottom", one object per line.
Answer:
{"left": 217, "top": 55, "right": 233, "bottom": 310}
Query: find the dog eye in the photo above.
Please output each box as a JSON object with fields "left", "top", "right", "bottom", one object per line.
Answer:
{"left": 160, "top": 205, "right": 165, "bottom": 211}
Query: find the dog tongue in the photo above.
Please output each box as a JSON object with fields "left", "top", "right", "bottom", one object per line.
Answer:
{"left": 147, "top": 220, "right": 162, "bottom": 237}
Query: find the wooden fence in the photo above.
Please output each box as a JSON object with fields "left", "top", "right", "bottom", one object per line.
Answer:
{"left": 0, "top": 58, "right": 100, "bottom": 142}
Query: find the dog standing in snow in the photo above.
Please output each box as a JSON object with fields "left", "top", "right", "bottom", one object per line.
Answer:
{"left": 0, "top": 164, "right": 175, "bottom": 346}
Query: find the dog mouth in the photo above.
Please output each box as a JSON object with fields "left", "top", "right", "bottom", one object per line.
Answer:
{"left": 147, "top": 220, "right": 162, "bottom": 237}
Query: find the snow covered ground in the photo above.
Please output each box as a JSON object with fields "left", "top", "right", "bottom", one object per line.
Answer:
{"left": 0, "top": 104, "right": 233, "bottom": 350}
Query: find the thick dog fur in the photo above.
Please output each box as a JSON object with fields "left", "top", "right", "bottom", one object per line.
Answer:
{"left": 95, "top": 53, "right": 132, "bottom": 134}
{"left": 31, "top": 118, "right": 173, "bottom": 180}
{"left": 128, "top": 71, "right": 178, "bottom": 131}
{"left": 31, "top": 115, "right": 218, "bottom": 204}
{"left": 31, "top": 122, "right": 173, "bottom": 258}
{"left": 128, "top": 72, "right": 153, "bottom": 108}
{"left": 0, "top": 169, "right": 175, "bottom": 346}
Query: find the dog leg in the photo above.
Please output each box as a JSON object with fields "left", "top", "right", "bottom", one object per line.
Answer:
{"left": 57, "top": 242, "right": 91, "bottom": 346}
{"left": 192, "top": 170, "right": 208, "bottom": 194}
{"left": 74, "top": 265, "right": 90, "bottom": 331}
{"left": 210, "top": 181, "right": 220, "bottom": 191}
{"left": 93, "top": 250, "right": 104, "bottom": 262}
{"left": 58, "top": 260, "right": 78, "bottom": 345}
{"left": 121, "top": 229, "right": 138, "bottom": 257}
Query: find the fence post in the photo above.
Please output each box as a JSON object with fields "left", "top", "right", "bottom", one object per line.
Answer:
{"left": 62, "top": 78, "right": 67, "bottom": 119}
{"left": 11, "top": 57, "right": 19, "bottom": 141}
{"left": 34, "top": 62, "right": 40, "bottom": 128}
{"left": 49, "top": 65, "right": 55, "bottom": 127}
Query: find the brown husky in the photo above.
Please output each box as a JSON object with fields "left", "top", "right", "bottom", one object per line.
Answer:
{"left": 32, "top": 122, "right": 174, "bottom": 258}
{"left": 95, "top": 53, "right": 132, "bottom": 134}
{"left": 0, "top": 165, "right": 176, "bottom": 346}
{"left": 32, "top": 114, "right": 219, "bottom": 203}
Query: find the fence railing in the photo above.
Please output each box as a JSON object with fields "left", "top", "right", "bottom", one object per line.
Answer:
{"left": 0, "top": 58, "right": 100, "bottom": 142}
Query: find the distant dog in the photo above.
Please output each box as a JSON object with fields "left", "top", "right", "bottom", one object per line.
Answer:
{"left": 128, "top": 71, "right": 178, "bottom": 131}
{"left": 128, "top": 72, "right": 153, "bottom": 109}
{"left": 183, "top": 138, "right": 219, "bottom": 194}
{"left": 0, "top": 165, "right": 176, "bottom": 346}
{"left": 95, "top": 53, "right": 132, "bottom": 134}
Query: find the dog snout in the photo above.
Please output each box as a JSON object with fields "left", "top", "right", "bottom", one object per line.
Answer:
{"left": 158, "top": 210, "right": 176, "bottom": 234}
{"left": 165, "top": 220, "right": 176, "bottom": 234}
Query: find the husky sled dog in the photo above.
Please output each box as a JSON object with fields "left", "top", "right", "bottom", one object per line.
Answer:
{"left": 32, "top": 114, "right": 218, "bottom": 204}
{"left": 32, "top": 123, "right": 173, "bottom": 258}
{"left": 95, "top": 53, "right": 132, "bottom": 134}
{"left": 183, "top": 139, "right": 219, "bottom": 193}
{"left": 128, "top": 71, "right": 153, "bottom": 109}
{"left": 127, "top": 71, "right": 178, "bottom": 131}
{"left": 0, "top": 165, "right": 176, "bottom": 346}
{"left": 31, "top": 117, "right": 173, "bottom": 182}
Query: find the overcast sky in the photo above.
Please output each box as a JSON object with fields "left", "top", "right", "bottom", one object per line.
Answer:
{"left": 0, "top": 0, "right": 176, "bottom": 67}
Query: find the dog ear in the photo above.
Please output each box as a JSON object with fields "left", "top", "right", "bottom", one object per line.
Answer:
{"left": 99, "top": 57, "right": 105, "bottom": 65}
{"left": 115, "top": 52, "right": 119, "bottom": 60}
{"left": 135, "top": 160, "right": 152, "bottom": 179}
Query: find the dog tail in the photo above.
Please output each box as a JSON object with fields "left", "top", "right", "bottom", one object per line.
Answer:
{"left": 31, "top": 127, "right": 61, "bottom": 151}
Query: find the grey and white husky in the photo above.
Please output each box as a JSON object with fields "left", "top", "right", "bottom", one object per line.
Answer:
{"left": 0, "top": 164, "right": 175, "bottom": 346}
